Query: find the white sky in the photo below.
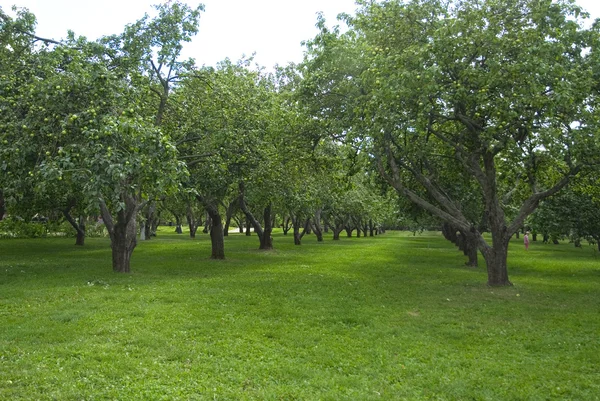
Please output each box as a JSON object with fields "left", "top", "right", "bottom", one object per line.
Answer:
{"left": 0, "top": 0, "right": 357, "bottom": 69}
{"left": 1, "top": 0, "right": 599, "bottom": 69}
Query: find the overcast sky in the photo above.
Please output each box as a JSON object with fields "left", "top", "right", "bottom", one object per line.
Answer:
{"left": 2, "top": 0, "right": 599, "bottom": 69}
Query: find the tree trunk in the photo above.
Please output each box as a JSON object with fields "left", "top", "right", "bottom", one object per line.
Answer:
{"left": 143, "top": 201, "right": 156, "bottom": 240}
{"left": 111, "top": 230, "right": 135, "bottom": 273}
{"left": 332, "top": 223, "right": 344, "bottom": 241}
{"left": 312, "top": 209, "right": 324, "bottom": 242}
{"left": 223, "top": 199, "right": 236, "bottom": 237}
{"left": 345, "top": 226, "right": 353, "bottom": 237}
{"left": 260, "top": 205, "right": 274, "bottom": 250}
{"left": 99, "top": 195, "right": 139, "bottom": 273}
{"left": 0, "top": 190, "right": 5, "bottom": 221}
{"left": 481, "top": 242, "right": 511, "bottom": 286}
{"left": 187, "top": 204, "right": 198, "bottom": 239}
{"left": 283, "top": 216, "right": 292, "bottom": 235}
{"left": 238, "top": 182, "right": 272, "bottom": 250}
{"left": 207, "top": 205, "right": 225, "bottom": 259}
{"left": 174, "top": 214, "right": 183, "bottom": 234}
{"left": 75, "top": 218, "right": 86, "bottom": 246}
{"left": 245, "top": 217, "right": 252, "bottom": 236}
{"left": 369, "top": 219, "right": 375, "bottom": 237}
{"left": 464, "top": 236, "right": 478, "bottom": 267}
{"left": 292, "top": 215, "right": 310, "bottom": 245}
{"left": 140, "top": 222, "right": 146, "bottom": 241}
{"left": 203, "top": 211, "right": 211, "bottom": 234}
{"left": 62, "top": 205, "right": 86, "bottom": 246}
{"left": 232, "top": 214, "right": 243, "bottom": 233}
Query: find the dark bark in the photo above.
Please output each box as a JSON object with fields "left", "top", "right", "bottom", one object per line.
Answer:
{"left": 238, "top": 182, "right": 272, "bottom": 250}
{"left": 442, "top": 223, "right": 479, "bottom": 267}
{"left": 150, "top": 211, "right": 160, "bottom": 237}
{"left": 223, "top": 200, "right": 236, "bottom": 237}
{"left": 99, "top": 194, "right": 141, "bottom": 273}
{"left": 203, "top": 211, "right": 211, "bottom": 234}
{"left": 245, "top": 217, "right": 252, "bottom": 236}
{"left": 62, "top": 204, "right": 86, "bottom": 246}
{"left": 260, "top": 205, "right": 274, "bottom": 250}
{"left": 369, "top": 219, "right": 375, "bottom": 237}
{"left": 0, "top": 190, "right": 5, "bottom": 221}
{"left": 312, "top": 209, "right": 324, "bottom": 242}
{"left": 196, "top": 195, "right": 225, "bottom": 259}
{"left": 174, "top": 214, "right": 183, "bottom": 234}
{"left": 332, "top": 220, "right": 345, "bottom": 240}
{"left": 282, "top": 216, "right": 292, "bottom": 235}
{"left": 291, "top": 215, "right": 311, "bottom": 245}
{"left": 232, "top": 214, "right": 244, "bottom": 233}
{"left": 378, "top": 137, "right": 580, "bottom": 287}
{"left": 207, "top": 205, "right": 225, "bottom": 259}
{"left": 143, "top": 202, "right": 156, "bottom": 240}
{"left": 345, "top": 225, "right": 353, "bottom": 237}
{"left": 481, "top": 241, "right": 510, "bottom": 286}
{"left": 186, "top": 204, "right": 199, "bottom": 239}
{"left": 532, "top": 232, "right": 537, "bottom": 242}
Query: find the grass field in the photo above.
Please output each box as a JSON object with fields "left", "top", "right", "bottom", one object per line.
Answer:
{"left": 1, "top": 229, "right": 599, "bottom": 400}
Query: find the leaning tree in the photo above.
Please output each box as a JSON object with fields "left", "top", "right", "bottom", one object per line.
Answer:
{"left": 331, "top": 0, "right": 600, "bottom": 286}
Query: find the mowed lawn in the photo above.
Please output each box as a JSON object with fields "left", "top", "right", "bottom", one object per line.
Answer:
{"left": 0, "top": 229, "right": 598, "bottom": 400}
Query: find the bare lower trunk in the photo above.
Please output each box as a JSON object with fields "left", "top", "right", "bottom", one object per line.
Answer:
{"left": 100, "top": 195, "right": 139, "bottom": 273}
{"left": 245, "top": 217, "right": 252, "bottom": 236}
{"left": 144, "top": 202, "right": 156, "bottom": 240}
{"left": 481, "top": 245, "right": 511, "bottom": 286}
{"left": 203, "top": 211, "right": 211, "bottom": 234}
{"left": 196, "top": 196, "right": 225, "bottom": 259}
{"left": 260, "top": 205, "right": 274, "bottom": 250}
{"left": 62, "top": 205, "right": 86, "bottom": 246}
{"left": 75, "top": 218, "right": 86, "bottom": 246}
{"left": 238, "top": 182, "right": 273, "bottom": 250}
{"left": 480, "top": 224, "right": 511, "bottom": 286}
{"left": 292, "top": 216, "right": 310, "bottom": 245}
{"left": 187, "top": 204, "right": 198, "bottom": 239}
{"left": 465, "top": 237, "right": 478, "bottom": 267}
{"left": 283, "top": 216, "right": 292, "bottom": 235}
{"left": 333, "top": 223, "right": 344, "bottom": 241}
{"left": 206, "top": 205, "right": 225, "bottom": 259}
{"left": 345, "top": 226, "right": 353, "bottom": 237}
{"left": 0, "top": 190, "right": 5, "bottom": 221}
{"left": 174, "top": 215, "right": 183, "bottom": 234}
{"left": 369, "top": 219, "right": 375, "bottom": 237}
{"left": 312, "top": 210, "right": 324, "bottom": 242}
{"left": 223, "top": 199, "right": 236, "bottom": 237}
{"left": 111, "top": 233, "right": 135, "bottom": 273}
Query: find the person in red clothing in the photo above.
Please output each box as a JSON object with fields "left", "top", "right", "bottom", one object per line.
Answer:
{"left": 524, "top": 231, "right": 530, "bottom": 251}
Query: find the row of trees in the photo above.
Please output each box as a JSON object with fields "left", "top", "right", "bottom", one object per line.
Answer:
{"left": 296, "top": 0, "right": 600, "bottom": 285}
{"left": 0, "top": 3, "right": 396, "bottom": 273}
{"left": 2, "top": 0, "right": 599, "bottom": 285}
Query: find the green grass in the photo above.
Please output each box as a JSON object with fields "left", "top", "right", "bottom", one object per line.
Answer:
{"left": 1, "top": 229, "right": 599, "bottom": 400}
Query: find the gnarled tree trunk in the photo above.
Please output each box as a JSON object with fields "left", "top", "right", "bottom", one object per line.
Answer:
{"left": 239, "top": 182, "right": 273, "bottom": 250}
{"left": 291, "top": 214, "right": 310, "bottom": 245}
{"left": 99, "top": 194, "right": 141, "bottom": 273}
{"left": 197, "top": 195, "right": 225, "bottom": 259}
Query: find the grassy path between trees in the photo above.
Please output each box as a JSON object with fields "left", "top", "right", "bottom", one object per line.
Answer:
{"left": 1, "top": 230, "right": 598, "bottom": 400}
